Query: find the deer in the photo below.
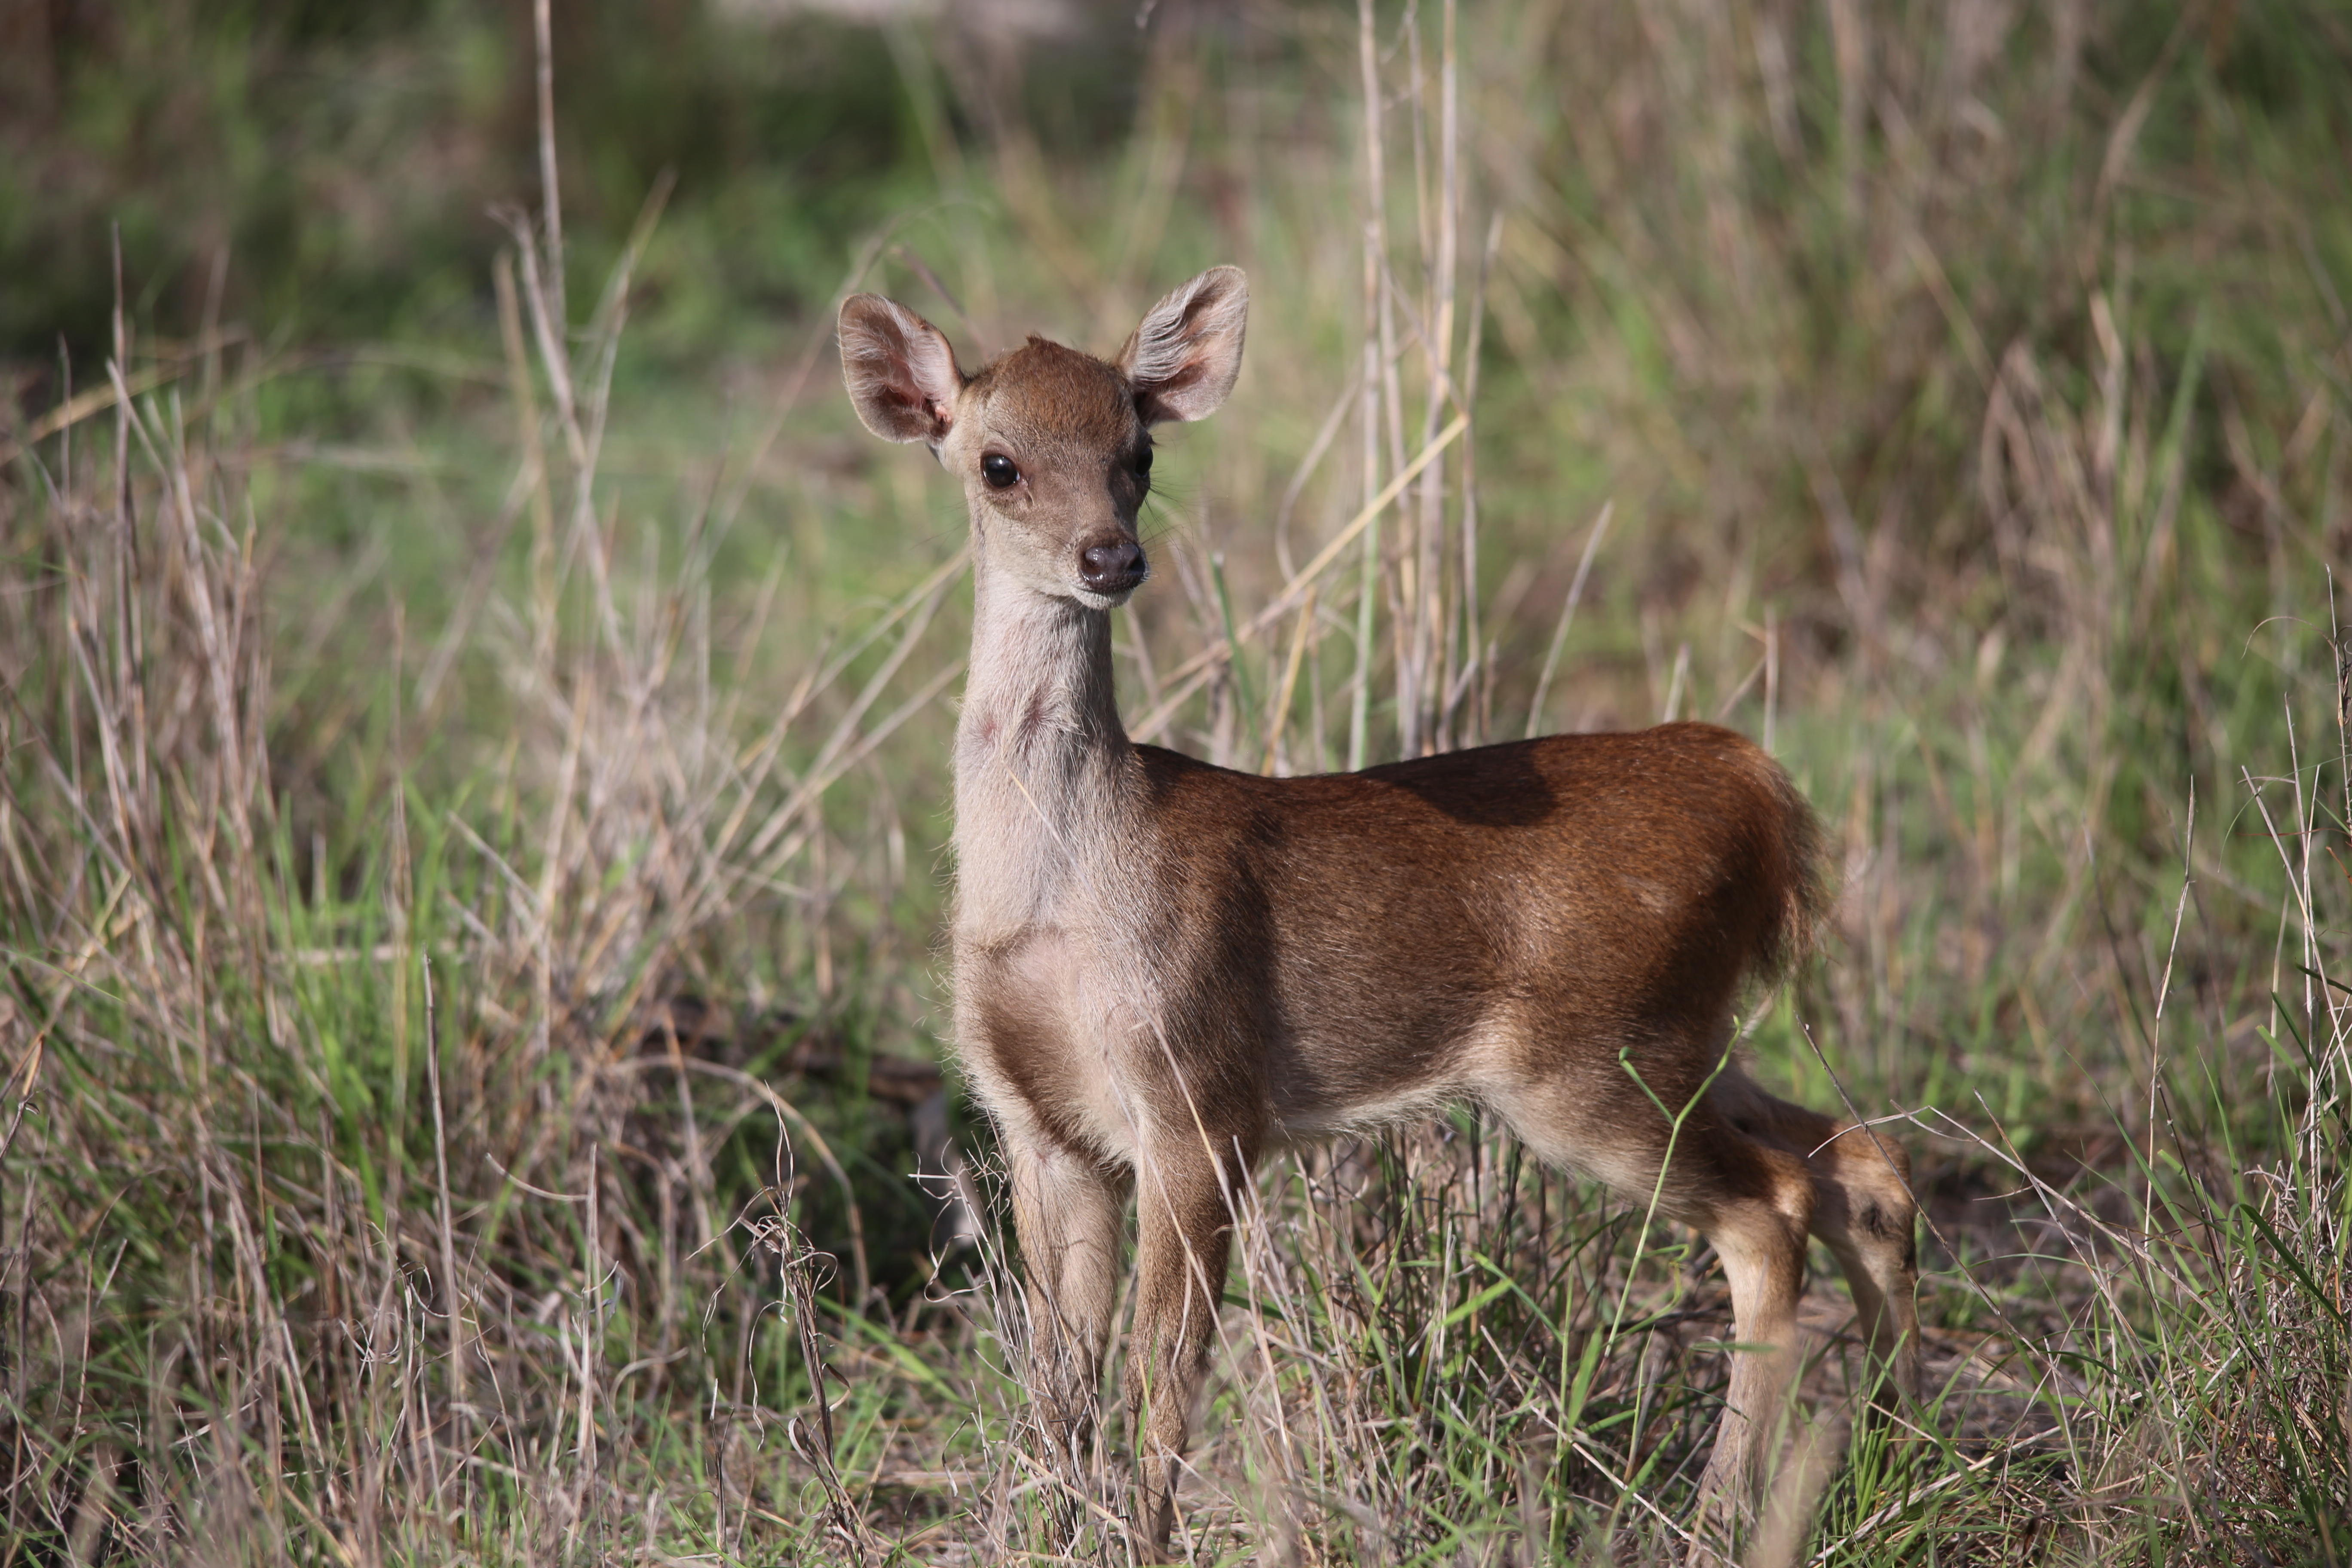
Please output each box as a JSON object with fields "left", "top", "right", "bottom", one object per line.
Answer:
{"left": 836, "top": 265, "right": 1920, "bottom": 1559}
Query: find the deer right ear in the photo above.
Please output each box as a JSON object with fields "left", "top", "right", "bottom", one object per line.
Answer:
{"left": 838, "top": 294, "right": 964, "bottom": 446}
{"left": 1120, "top": 266, "right": 1248, "bottom": 425}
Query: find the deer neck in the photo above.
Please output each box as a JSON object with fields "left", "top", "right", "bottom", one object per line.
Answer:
{"left": 952, "top": 545, "right": 1135, "bottom": 938}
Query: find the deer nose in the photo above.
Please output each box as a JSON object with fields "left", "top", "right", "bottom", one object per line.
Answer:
{"left": 1079, "top": 537, "right": 1148, "bottom": 595}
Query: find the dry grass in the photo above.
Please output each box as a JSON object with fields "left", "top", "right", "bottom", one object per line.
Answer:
{"left": 3, "top": 2, "right": 2349, "bottom": 1563}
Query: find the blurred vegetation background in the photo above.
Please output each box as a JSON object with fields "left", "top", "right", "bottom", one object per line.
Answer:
{"left": 2, "top": 0, "right": 2350, "bottom": 1562}
{"left": 0, "top": 0, "right": 1154, "bottom": 364}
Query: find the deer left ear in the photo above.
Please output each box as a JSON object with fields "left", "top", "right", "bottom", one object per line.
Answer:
{"left": 1118, "top": 266, "right": 1248, "bottom": 426}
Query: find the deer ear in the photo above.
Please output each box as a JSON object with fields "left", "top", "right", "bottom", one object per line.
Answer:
{"left": 1118, "top": 266, "right": 1247, "bottom": 426}
{"left": 839, "top": 294, "right": 965, "bottom": 445}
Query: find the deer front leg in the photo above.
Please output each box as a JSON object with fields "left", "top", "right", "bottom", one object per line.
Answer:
{"left": 1126, "top": 1135, "right": 1249, "bottom": 1560}
{"left": 1008, "top": 1133, "right": 1126, "bottom": 1473}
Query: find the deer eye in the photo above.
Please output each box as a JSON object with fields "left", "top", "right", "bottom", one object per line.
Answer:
{"left": 1134, "top": 449, "right": 1153, "bottom": 478}
{"left": 981, "top": 453, "right": 1019, "bottom": 489}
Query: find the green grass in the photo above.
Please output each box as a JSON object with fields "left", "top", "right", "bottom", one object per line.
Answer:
{"left": 3, "top": 2, "right": 2350, "bottom": 1563}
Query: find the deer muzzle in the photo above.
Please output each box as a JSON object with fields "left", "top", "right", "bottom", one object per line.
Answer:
{"left": 1078, "top": 534, "right": 1148, "bottom": 597}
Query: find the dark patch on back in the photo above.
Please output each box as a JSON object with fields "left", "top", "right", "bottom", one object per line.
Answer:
{"left": 1357, "top": 741, "right": 1562, "bottom": 827}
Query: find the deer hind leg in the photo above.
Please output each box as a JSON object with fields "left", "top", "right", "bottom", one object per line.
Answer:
{"left": 1008, "top": 1133, "right": 1127, "bottom": 1473}
{"left": 1714, "top": 1072, "right": 1921, "bottom": 1412}
{"left": 1684, "top": 1135, "right": 1817, "bottom": 1544}
{"left": 1126, "top": 1134, "right": 1250, "bottom": 1561}
{"left": 1493, "top": 1083, "right": 1814, "bottom": 1536}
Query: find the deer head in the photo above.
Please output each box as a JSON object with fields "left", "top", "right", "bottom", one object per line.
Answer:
{"left": 837, "top": 267, "right": 1249, "bottom": 610}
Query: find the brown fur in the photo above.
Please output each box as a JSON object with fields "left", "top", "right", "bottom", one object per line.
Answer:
{"left": 836, "top": 269, "right": 1919, "bottom": 1559}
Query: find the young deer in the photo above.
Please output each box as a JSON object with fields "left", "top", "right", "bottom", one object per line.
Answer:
{"left": 838, "top": 266, "right": 1919, "bottom": 1557}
